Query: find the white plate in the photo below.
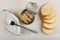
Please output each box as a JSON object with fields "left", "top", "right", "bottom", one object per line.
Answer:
{"left": 3, "top": 10, "right": 21, "bottom": 35}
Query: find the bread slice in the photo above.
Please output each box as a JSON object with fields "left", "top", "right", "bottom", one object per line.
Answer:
{"left": 41, "top": 4, "right": 52, "bottom": 16}
{"left": 43, "top": 22, "right": 56, "bottom": 29}
{"left": 43, "top": 17, "right": 56, "bottom": 24}
{"left": 42, "top": 9, "right": 56, "bottom": 20}
{"left": 41, "top": 27, "right": 54, "bottom": 35}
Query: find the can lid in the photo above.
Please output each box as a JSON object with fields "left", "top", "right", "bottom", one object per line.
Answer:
{"left": 25, "top": 2, "right": 38, "bottom": 14}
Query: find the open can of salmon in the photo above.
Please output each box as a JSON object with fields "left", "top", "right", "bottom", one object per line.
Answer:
{"left": 20, "top": 2, "right": 38, "bottom": 25}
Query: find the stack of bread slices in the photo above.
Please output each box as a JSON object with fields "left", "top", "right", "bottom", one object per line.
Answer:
{"left": 39, "top": 4, "right": 56, "bottom": 35}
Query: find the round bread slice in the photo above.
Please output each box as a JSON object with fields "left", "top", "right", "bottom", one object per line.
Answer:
{"left": 41, "top": 27, "right": 54, "bottom": 35}
{"left": 41, "top": 4, "right": 52, "bottom": 16}
{"left": 43, "top": 22, "right": 56, "bottom": 29}
{"left": 43, "top": 17, "right": 56, "bottom": 24}
{"left": 42, "top": 9, "right": 56, "bottom": 20}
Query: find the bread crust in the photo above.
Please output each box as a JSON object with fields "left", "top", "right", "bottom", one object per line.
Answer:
{"left": 42, "top": 22, "right": 56, "bottom": 29}
{"left": 43, "top": 17, "right": 56, "bottom": 24}
{"left": 41, "top": 27, "right": 54, "bottom": 35}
